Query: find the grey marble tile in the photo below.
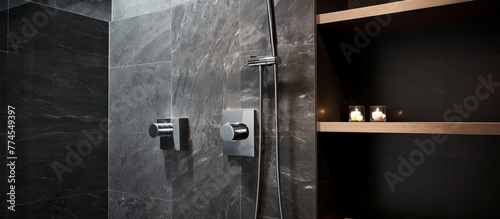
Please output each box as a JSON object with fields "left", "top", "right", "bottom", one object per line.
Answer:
{"left": 109, "top": 61, "right": 171, "bottom": 133}
{"left": 239, "top": 0, "right": 271, "bottom": 51}
{"left": 171, "top": 0, "right": 192, "bottom": 7}
{"left": 171, "top": 124, "right": 241, "bottom": 199}
{"left": 170, "top": 124, "right": 241, "bottom": 217}
{"left": 109, "top": 191, "right": 171, "bottom": 219}
{"left": 278, "top": 135, "right": 316, "bottom": 219}
{"left": 274, "top": 0, "right": 314, "bottom": 47}
{"left": 171, "top": 160, "right": 241, "bottom": 218}
{"left": 223, "top": 52, "right": 241, "bottom": 109}
{"left": 445, "top": 55, "right": 500, "bottom": 122}
{"left": 110, "top": 9, "right": 171, "bottom": 67}
{"left": 171, "top": 0, "right": 239, "bottom": 125}
{"left": 276, "top": 45, "right": 315, "bottom": 137}
{"left": 447, "top": 160, "right": 500, "bottom": 218}
{"left": 240, "top": 0, "right": 314, "bottom": 51}
{"left": 31, "top": 0, "right": 111, "bottom": 21}
{"left": 8, "top": 53, "right": 108, "bottom": 133}
{"left": 109, "top": 132, "right": 172, "bottom": 200}
{"left": 11, "top": 191, "right": 108, "bottom": 218}
{"left": 112, "top": 0, "right": 170, "bottom": 21}
{"left": 27, "top": 132, "right": 108, "bottom": 203}
{"left": 8, "top": 2, "right": 109, "bottom": 66}
{"left": 349, "top": 59, "right": 446, "bottom": 122}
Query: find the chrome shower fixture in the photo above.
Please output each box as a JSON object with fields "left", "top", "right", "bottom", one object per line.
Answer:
{"left": 248, "top": 55, "right": 276, "bottom": 66}
{"left": 220, "top": 109, "right": 256, "bottom": 157}
{"left": 149, "top": 118, "right": 189, "bottom": 151}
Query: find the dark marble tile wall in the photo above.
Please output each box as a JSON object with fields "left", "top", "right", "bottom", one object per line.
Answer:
{"left": 3, "top": 2, "right": 109, "bottom": 218}
{"left": 29, "top": 0, "right": 111, "bottom": 21}
{"left": 0, "top": 9, "right": 6, "bottom": 51}
{"left": 108, "top": 0, "right": 316, "bottom": 218}
{"left": 239, "top": 0, "right": 316, "bottom": 217}
{"left": 318, "top": 17, "right": 500, "bottom": 218}
{"left": 1, "top": 51, "right": 6, "bottom": 133}
{"left": 13, "top": 191, "right": 108, "bottom": 218}
{"left": 8, "top": 3, "right": 108, "bottom": 66}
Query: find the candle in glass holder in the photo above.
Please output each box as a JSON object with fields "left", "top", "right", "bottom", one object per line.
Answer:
{"left": 349, "top": 105, "right": 365, "bottom": 122}
{"left": 370, "top": 105, "right": 386, "bottom": 122}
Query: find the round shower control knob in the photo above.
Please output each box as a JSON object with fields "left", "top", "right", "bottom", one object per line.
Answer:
{"left": 220, "top": 123, "right": 249, "bottom": 142}
{"left": 149, "top": 123, "right": 174, "bottom": 138}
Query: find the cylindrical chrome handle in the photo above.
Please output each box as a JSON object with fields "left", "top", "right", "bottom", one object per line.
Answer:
{"left": 149, "top": 123, "right": 174, "bottom": 138}
{"left": 220, "top": 123, "right": 249, "bottom": 142}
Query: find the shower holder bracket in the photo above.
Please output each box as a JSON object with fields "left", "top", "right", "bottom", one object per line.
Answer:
{"left": 221, "top": 109, "right": 256, "bottom": 157}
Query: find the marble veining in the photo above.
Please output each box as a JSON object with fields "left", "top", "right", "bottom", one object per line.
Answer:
{"left": 107, "top": 0, "right": 317, "bottom": 218}
{"left": 110, "top": 9, "right": 171, "bottom": 67}
{"left": 112, "top": 0, "right": 170, "bottom": 21}
{"left": 27, "top": 132, "right": 108, "bottom": 203}
{"left": 11, "top": 191, "right": 108, "bottom": 218}
{"left": 31, "top": 0, "right": 112, "bottom": 21}
{"left": 109, "top": 191, "right": 171, "bottom": 219}
{"left": 8, "top": 3, "right": 109, "bottom": 66}
{"left": 109, "top": 61, "right": 171, "bottom": 133}
{"left": 109, "top": 133, "right": 172, "bottom": 200}
{"left": 8, "top": 53, "right": 108, "bottom": 133}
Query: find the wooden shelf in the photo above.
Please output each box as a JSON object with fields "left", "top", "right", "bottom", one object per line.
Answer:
{"left": 317, "top": 122, "right": 500, "bottom": 135}
{"left": 316, "top": 0, "right": 498, "bottom": 35}
{"left": 317, "top": 0, "right": 474, "bottom": 25}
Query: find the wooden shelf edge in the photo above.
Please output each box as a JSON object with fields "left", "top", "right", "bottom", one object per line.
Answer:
{"left": 317, "top": 122, "right": 500, "bottom": 135}
{"left": 316, "top": 0, "right": 475, "bottom": 25}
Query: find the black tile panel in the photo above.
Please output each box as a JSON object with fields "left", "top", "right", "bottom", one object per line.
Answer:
{"left": 8, "top": 2, "right": 109, "bottom": 67}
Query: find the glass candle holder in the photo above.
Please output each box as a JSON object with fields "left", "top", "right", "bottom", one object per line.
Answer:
{"left": 370, "top": 105, "right": 387, "bottom": 122}
{"left": 349, "top": 105, "right": 365, "bottom": 122}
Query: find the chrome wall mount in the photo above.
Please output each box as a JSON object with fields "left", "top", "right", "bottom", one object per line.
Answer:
{"left": 221, "top": 109, "right": 256, "bottom": 157}
{"left": 149, "top": 118, "right": 189, "bottom": 151}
